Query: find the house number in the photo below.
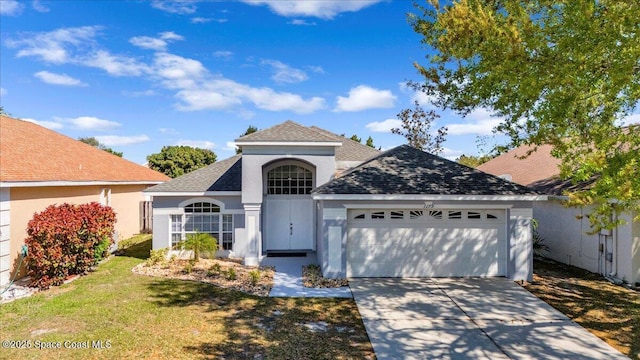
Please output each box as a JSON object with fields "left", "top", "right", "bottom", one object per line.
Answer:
{"left": 424, "top": 202, "right": 434, "bottom": 209}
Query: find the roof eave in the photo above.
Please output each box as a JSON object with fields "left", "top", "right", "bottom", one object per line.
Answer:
{"left": 234, "top": 141, "right": 343, "bottom": 147}
{"left": 144, "top": 191, "right": 242, "bottom": 196}
{"left": 0, "top": 180, "right": 166, "bottom": 188}
{"left": 311, "top": 194, "right": 548, "bottom": 201}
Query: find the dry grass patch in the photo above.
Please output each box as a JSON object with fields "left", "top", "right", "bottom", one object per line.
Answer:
{"left": 523, "top": 258, "right": 640, "bottom": 359}
{"left": 133, "top": 257, "right": 274, "bottom": 296}
{"left": 302, "top": 264, "right": 349, "bottom": 288}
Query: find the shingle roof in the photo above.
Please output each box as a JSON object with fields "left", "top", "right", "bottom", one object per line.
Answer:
{"left": 312, "top": 145, "right": 538, "bottom": 195}
{"left": 476, "top": 144, "right": 593, "bottom": 195}
{"left": 309, "top": 126, "right": 380, "bottom": 162}
{"left": 235, "top": 120, "right": 339, "bottom": 143}
{"left": 145, "top": 155, "right": 241, "bottom": 192}
{"left": 0, "top": 115, "right": 169, "bottom": 183}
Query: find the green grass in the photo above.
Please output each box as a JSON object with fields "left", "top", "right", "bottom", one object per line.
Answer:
{"left": 1, "top": 235, "right": 374, "bottom": 359}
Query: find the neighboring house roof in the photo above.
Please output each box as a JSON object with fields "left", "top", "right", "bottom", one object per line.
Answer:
{"left": 309, "top": 126, "right": 380, "bottom": 162}
{"left": 235, "top": 120, "right": 340, "bottom": 143}
{"left": 476, "top": 144, "right": 592, "bottom": 195}
{"left": 145, "top": 155, "right": 242, "bottom": 193}
{"left": 313, "top": 145, "right": 538, "bottom": 196}
{"left": 0, "top": 115, "right": 169, "bottom": 183}
{"left": 477, "top": 144, "right": 560, "bottom": 187}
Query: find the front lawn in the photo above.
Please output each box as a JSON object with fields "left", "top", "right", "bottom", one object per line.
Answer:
{"left": 524, "top": 259, "right": 640, "bottom": 359}
{"left": 0, "top": 235, "right": 374, "bottom": 359}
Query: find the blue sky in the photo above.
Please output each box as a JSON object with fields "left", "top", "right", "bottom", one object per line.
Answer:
{"left": 3, "top": 0, "right": 634, "bottom": 165}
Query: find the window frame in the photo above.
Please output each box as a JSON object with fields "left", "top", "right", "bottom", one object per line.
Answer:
{"left": 170, "top": 201, "right": 234, "bottom": 251}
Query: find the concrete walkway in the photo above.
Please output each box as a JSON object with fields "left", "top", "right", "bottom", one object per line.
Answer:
{"left": 262, "top": 256, "right": 352, "bottom": 298}
{"left": 351, "top": 277, "right": 628, "bottom": 360}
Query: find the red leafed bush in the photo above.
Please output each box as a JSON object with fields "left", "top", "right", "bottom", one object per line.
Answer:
{"left": 25, "top": 202, "right": 116, "bottom": 289}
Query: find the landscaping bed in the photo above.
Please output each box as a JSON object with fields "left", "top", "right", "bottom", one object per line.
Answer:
{"left": 523, "top": 258, "right": 640, "bottom": 359}
{"left": 302, "top": 264, "right": 349, "bottom": 288}
{"left": 133, "top": 257, "right": 275, "bottom": 297}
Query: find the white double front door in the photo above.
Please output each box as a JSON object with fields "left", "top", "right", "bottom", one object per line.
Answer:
{"left": 265, "top": 196, "right": 314, "bottom": 251}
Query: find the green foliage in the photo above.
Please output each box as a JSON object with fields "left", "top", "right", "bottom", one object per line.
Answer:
{"left": 532, "top": 219, "right": 550, "bottom": 257}
{"left": 147, "top": 145, "right": 217, "bottom": 178}
{"left": 78, "top": 136, "right": 123, "bottom": 157}
{"left": 226, "top": 268, "right": 237, "bottom": 281}
{"left": 183, "top": 262, "right": 193, "bottom": 274}
{"left": 349, "top": 134, "right": 361, "bottom": 143}
{"left": 409, "top": 0, "right": 640, "bottom": 229}
{"left": 236, "top": 125, "right": 259, "bottom": 154}
{"left": 365, "top": 136, "right": 375, "bottom": 148}
{"left": 0, "top": 106, "right": 7, "bottom": 115}
{"left": 392, "top": 100, "right": 447, "bottom": 153}
{"left": 456, "top": 154, "right": 494, "bottom": 168}
{"left": 208, "top": 262, "right": 222, "bottom": 276}
{"left": 25, "top": 202, "right": 116, "bottom": 289}
{"left": 147, "top": 248, "right": 168, "bottom": 267}
{"left": 179, "top": 232, "right": 218, "bottom": 261}
{"left": 248, "top": 269, "right": 261, "bottom": 286}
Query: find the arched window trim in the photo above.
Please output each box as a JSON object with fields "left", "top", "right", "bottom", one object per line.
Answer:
{"left": 171, "top": 198, "right": 233, "bottom": 251}
{"left": 264, "top": 161, "right": 315, "bottom": 196}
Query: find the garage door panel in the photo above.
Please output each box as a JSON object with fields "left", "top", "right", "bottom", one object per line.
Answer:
{"left": 347, "top": 209, "right": 506, "bottom": 278}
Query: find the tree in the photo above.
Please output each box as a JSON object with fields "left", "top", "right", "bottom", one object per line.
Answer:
{"left": 456, "top": 154, "right": 494, "bottom": 168}
{"left": 147, "top": 146, "right": 217, "bottom": 178}
{"left": 236, "top": 125, "right": 258, "bottom": 154}
{"left": 349, "top": 134, "right": 362, "bottom": 143}
{"left": 408, "top": 0, "right": 640, "bottom": 229}
{"left": 391, "top": 100, "right": 447, "bottom": 154}
{"left": 0, "top": 106, "right": 7, "bottom": 116}
{"left": 365, "top": 136, "right": 375, "bottom": 148}
{"left": 78, "top": 137, "right": 123, "bottom": 157}
{"left": 179, "top": 232, "right": 218, "bottom": 261}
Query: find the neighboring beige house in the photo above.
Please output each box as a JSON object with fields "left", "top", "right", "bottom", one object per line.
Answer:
{"left": 478, "top": 144, "right": 640, "bottom": 286}
{"left": 0, "top": 115, "right": 169, "bottom": 285}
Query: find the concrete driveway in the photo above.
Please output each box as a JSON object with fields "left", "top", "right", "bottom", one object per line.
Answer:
{"left": 350, "top": 278, "right": 628, "bottom": 360}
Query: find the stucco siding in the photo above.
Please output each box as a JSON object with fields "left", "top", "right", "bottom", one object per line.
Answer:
{"left": 0, "top": 188, "right": 10, "bottom": 285}
{"left": 152, "top": 196, "right": 243, "bottom": 210}
{"left": 633, "top": 213, "right": 640, "bottom": 285}
{"left": 110, "top": 184, "right": 152, "bottom": 240}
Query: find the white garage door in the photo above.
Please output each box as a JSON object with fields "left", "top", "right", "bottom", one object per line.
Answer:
{"left": 347, "top": 209, "right": 507, "bottom": 277}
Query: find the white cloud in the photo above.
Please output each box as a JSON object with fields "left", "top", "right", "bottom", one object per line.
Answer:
{"left": 0, "top": 88, "right": 6, "bottom": 97}
{"left": 153, "top": 52, "right": 207, "bottom": 88}
{"left": 191, "top": 17, "right": 212, "bottom": 24}
{"left": 6, "top": 26, "right": 101, "bottom": 64}
{"left": 619, "top": 113, "right": 640, "bottom": 126}
{"left": 262, "top": 59, "right": 308, "bottom": 84}
{"left": 288, "top": 19, "right": 316, "bottom": 26}
{"left": 82, "top": 50, "right": 150, "bottom": 76}
{"left": 398, "top": 81, "right": 436, "bottom": 108}
{"left": 158, "top": 127, "right": 180, "bottom": 135}
{"left": 213, "top": 50, "right": 233, "bottom": 60}
{"left": 241, "top": 0, "right": 383, "bottom": 19}
{"left": 225, "top": 141, "right": 238, "bottom": 151}
{"left": 66, "top": 116, "right": 121, "bottom": 131}
{"left": 129, "top": 32, "right": 183, "bottom": 51}
{"left": 446, "top": 109, "right": 502, "bottom": 135}
{"left": 122, "top": 89, "right": 157, "bottom": 97}
{"left": 366, "top": 119, "right": 402, "bottom": 133}
{"left": 34, "top": 71, "right": 87, "bottom": 86}
{"left": 441, "top": 147, "right": 464, "bottom": 161}
{"left": 32, "top": 0, "right": 49, "bottom": 12}
{"left": 0, "top": 0, "right": 24, "bottom": 16}
{"left": 335, "top": 85, "right": 396, "bottom": 112}
{"left": 176, "top": 140, "right": 215, "bottom": 149}
{"left": 23, "top": 118, "right": 64, "bottom": 130}
{"left": 95, "top": 135, "right": 150, "bottom": 146}
{"left": 150, "top": 0, "right": 197, "bottom": 14}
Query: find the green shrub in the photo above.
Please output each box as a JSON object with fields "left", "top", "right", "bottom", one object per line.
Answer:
{"left": 178, "top": 232, "right": 218, "bottom": 261}
{"left": 25, "top": 202, "right": 116, "bottom": 289}
{"left": 183, "top": 262, "right": 193, "bottom": 274}
{"left": 208, "top": 263, "right": 221, "bottom": 276}
{"left": 248, "top": 269, "right": 261, "bottom": 285}
{"left": 147, "top": 248, "right": 168, "bottom": 267}
{"left": 226, "top": 268, "right": 237, "bottom": 281}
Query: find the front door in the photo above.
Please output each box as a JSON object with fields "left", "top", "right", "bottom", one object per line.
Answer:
{"left": 265, "top": 197, "right": 314, "bottom": 250}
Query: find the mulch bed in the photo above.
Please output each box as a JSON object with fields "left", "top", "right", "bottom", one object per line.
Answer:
{"left": 302, "top": 264, "right": 349, "bottom": 288}
{"left": 133, "top": 258, "right": 275, "bottom": 297}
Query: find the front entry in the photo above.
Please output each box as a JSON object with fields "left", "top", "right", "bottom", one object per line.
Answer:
{"left": 263, "top": 163, "right": 315, "bottom": 251}
{"left": 265, "top": 197, "right": 314, "bottom": 250}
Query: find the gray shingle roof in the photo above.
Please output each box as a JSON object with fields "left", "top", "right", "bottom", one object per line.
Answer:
{"left": 235, "top": 120, "right": 339, "bottom": 143}
{"left": 309, "top": 126, "right": 380, "bottom": 162}
{"left": 145, "top": 155, "right": 242, "bottom": 192}
{"left": 312, "top": 145, "right": 538, "bottom": 195}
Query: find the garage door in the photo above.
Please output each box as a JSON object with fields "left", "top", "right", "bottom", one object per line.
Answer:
{"left": 347, "top": 209, "right": 507, "bottom": 277}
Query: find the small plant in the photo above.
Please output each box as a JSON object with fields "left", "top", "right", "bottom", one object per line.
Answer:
{"left": 226, "top": 268, "right": 237, "bottom": 281}
{"left": 147, "top": 248, "right": 168, "bottom": 267}
{"left": 208, "top": 263, "right": 222, "bottom": 275}
{"left": 178, "top": 232, "right": 218, "bottom": 261}
{"left": 169, "top": 254, "right": 178, "bottom": 263}
{"left": 183, "top": 262, "right": 193, "bottom": 274}
{"left": 94, "top": 236, "right": 111, "bottom": 262}
{"left": 249, "top": 269, "right": 261, "bottom": 285}
{"left": 532, "top": 219, "right": 550, "bottom": 258}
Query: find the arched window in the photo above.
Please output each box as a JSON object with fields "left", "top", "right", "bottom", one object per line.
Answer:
{"left": 267, "top": 164, "right": 313, "bottom": 195}
{"left": 171, "top": 201, "right": 233, "bottom": 251}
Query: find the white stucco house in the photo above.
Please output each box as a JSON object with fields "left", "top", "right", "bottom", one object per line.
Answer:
{"left": 479, "top": 144, "right": 640, "bottom": 286}
{"left": 146, "top": 121, "right": 544, "bottom": 281}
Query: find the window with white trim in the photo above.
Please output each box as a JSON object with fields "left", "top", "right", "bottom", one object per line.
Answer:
{"left": 170, "top": 202, "right": 234, "bottom": 250}
{"left": 267, "top": 164, "right": 313, "bottom": 195}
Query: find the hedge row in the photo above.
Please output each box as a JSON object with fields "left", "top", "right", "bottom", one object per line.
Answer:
{"left": 25, "top": 202, "right": 116, "bottom": 289}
